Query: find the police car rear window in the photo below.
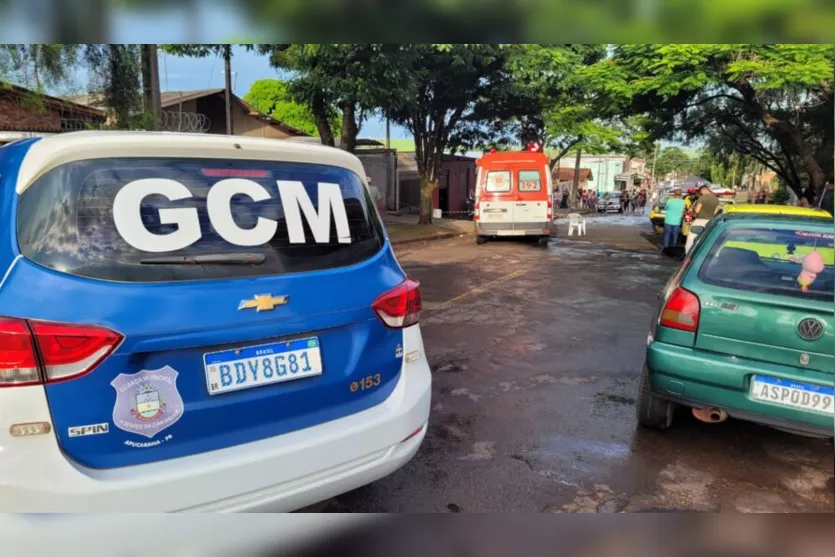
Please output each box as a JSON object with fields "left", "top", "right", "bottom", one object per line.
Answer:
{"left": 16, "top": 158, "right": 384, "bottom": 282}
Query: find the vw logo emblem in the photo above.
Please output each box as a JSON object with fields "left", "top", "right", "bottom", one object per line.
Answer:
{"left": 797, "top": 318, "right": 824, "bottom": 341}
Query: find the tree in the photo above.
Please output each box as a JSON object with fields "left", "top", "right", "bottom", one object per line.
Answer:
{"left": 387, "top": 44, "right": 516, "bottom": 224}
{"left": 262, "top": 44, "right": 408, "bottom": 152}
{"left": 477, "top": 44, "right": 648, "bottom": 209}
{"left": 648, "top": 146, "right": 693, "bottom": 180}
{"left": 84, "top": 44, "right": 148, "bottom": 129}
{"left": 161, "top": 44, "right": 238, "bottom": 134}
{"left": 599, "top": 44, "right": 834, "bottom": 198}
{"left": 0, "top": 45, "right": 80, "bottom": 92}
{"left": 244, "top": 79, "right": 339, "bottom": 137}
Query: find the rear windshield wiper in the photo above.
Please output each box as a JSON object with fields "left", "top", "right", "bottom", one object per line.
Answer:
{"left": 139, "top": 253, "right": 266, "bottom": 265}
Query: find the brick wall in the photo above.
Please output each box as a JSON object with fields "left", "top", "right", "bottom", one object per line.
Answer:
{"left": 0, "top": 94, "right": 62, "bottom": 132}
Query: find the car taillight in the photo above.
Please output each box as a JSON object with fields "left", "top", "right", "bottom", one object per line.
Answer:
{"left": 474, "top": 200, "right": 480, "bottom": 221}
{"left": 660, "top": 287, "right": 700, "bottom": 333}
{"left": 0, "top": 318, "right": 40, "bottom": 387}
{"left": 0, "top": 317, "right": 122, "bottom": 387}
{"left": 547, "top": 198, "right": 553, "bottom": 220}
{"left": 372, "top": 279, "right": 422, "bottom": 329}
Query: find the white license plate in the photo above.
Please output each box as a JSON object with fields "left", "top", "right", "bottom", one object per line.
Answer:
{"left": 750, "top": 375, "right": 834, "bottom": 415}
{"left": 203, "top": 337, "right": 323, "bottom": 395}
{"left": 497, "top": 230, "right": 527, "bottom": 236}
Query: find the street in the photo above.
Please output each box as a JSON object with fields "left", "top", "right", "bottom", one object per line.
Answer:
{"left": 316, "top": 216, "right": 834, "bottom": 513}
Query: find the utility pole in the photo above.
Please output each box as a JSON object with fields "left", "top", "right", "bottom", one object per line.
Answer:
{"left": 570, "top": 148, "right": 582, "bottom": 210}
{"left": 223, "top": 45, "right": 233, "bottom": 135}
{"left": 386, "top": 112, "right": 393, "bottom": 211}
{"left": 141, "top": 44, "right": 161, "bottom": 130}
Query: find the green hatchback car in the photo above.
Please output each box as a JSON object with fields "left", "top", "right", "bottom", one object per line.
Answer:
{"left": 638, "top": 212, "right": 834, "bottom": 437}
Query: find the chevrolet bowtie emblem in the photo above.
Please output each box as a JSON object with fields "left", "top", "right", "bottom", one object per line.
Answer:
{"left": 238, "top": 294, "right": 289, "bottom": 312}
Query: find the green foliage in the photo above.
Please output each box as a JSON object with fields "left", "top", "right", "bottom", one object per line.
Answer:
{"left": 650, "top": 146, "right": 694, "bottom": 179}
{"left": 84, "top": 45, "right": 145, "bottom": 130}
{"left": 772, "top": 182, "right": 791, "bottom": 205}
{"left": 264, "top": 44, "right": 416, "bottom": 150}
{"left": 380, "top": 44, "right": 516, "bottom": 222}
{"left": 243, "top": 78, "right": 340, "bottom": 137}
{"left": 0, "top": 44, "right": 80, "bottom": 92}
{"left": 482, "top": 44, "right": 644, "bottom": 165}
{"left": 601, "top": 44, "right": 834, "bottom": 197}
{"left": 161, "top": 45, "right": 235, "bottom": 58}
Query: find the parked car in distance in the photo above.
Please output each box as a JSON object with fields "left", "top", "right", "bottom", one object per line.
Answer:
{"left": 598, "top": 192, "right": 622, "bottom": 213}
{"left": 0, "top": 131, "right": 432, "bottom": 512}
{"left": 639, "top": 211, "right": 834, "bottom": 438}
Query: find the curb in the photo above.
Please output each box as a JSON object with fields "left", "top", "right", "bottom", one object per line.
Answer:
{"left": 390, "top": 231, "right": 466, "bottom": 246}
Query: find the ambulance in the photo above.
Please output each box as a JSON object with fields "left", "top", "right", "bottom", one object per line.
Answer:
{"left": 473, "top": 145, "right": 553, "bottom": 246}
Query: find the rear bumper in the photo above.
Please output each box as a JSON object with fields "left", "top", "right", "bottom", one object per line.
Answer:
{"left": 476, "top": 221, "right": 551, "bottom": 237}
{"left": 0, "top": 327, "right": 432, "bottom": 512}
{"left": 646, "top": 341, "right": 834, "bottom": 437}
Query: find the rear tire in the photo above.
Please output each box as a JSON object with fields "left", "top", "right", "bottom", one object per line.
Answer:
{"left": 636, "top": 365, "right": 674, "bottom": 430}
{"left": 476, "top": 236, "right": 488, "bottom": 245}
{"left": 538, "top": 236, "right": 550, "bottom": 247}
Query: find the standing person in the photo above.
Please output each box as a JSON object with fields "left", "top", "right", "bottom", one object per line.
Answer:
{"left": 639, "top": 189, "right": 648, "bottom": 215}
{"left": 685, "top": 185, "right": 720, "bottom": 254}
{"left": 798, "top": 185, "right": 816, "bottom": 207}
{"left": 662, "top": 188, "right": 686, "bottom": 253}
{"left": 620, "top": 191, "right": 629, "bottom": 213}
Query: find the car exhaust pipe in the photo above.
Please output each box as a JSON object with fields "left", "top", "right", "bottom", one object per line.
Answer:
{"left": 692, "top": 407, "right": 728, "bottom": 424}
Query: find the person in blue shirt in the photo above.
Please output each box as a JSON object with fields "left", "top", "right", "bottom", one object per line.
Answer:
{"left": 663, "top": 188, "right": 686, "bottom": 251}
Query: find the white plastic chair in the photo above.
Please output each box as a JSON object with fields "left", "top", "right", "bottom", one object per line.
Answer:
{"left": 567, "top": 213, "right": 586, "bottom": 236}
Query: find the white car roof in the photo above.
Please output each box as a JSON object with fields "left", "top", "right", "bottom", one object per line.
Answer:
{"left": 14, "top": 131, "right": 367, "bottom": 195}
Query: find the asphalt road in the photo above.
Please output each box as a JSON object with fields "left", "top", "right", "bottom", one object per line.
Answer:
{"left": 318, "top": 215, "right": 834, "bottom": 513}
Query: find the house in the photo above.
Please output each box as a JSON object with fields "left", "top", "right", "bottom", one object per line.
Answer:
{"left": 556, "top": 155, "right": 632, "bottom": 193}
{"left": 553, "top": 167, "right": 594, "bottom": 191}
{"left": 396, "top": 152, "right": 477, "bottom": 217}
{"left": 0, "top": 84, "right": 105, "bottom": 145}
{"left": 68, "top": 89, "right": 311, "bottom": 139}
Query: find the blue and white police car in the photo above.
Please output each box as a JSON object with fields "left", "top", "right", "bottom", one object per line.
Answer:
{"left": 0, "top": 131, "right": 431, "bottom": 511}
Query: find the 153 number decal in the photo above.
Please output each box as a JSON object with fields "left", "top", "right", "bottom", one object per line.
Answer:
{"left": 350, "top": 374, "right": 381, "bottom": 393}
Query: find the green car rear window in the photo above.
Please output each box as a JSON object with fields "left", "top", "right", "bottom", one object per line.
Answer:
{"left": 698, "top": 227, "right": 835, "bottom": 302}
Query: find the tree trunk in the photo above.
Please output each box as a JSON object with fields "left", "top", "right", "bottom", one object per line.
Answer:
{"left": 570, "top": 148, "right": 582, "bottom": 211}
{"left": 223, "top": 45, "right": 233, "bottom": 135}
{"left": 140, "top": 45, "right": 161, "bottom": 130}
{"left": 418, "top": 177, "right": 436, "bottom": 225}
{"left": 310, "top": 96, "right": 335, "bottom": 146}
{"left": 340, "top": 100, "right": 358, "bottom": 153}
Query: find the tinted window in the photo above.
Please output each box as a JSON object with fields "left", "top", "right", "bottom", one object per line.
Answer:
{"left": 485, "top": 171, "right": 511, "bottom": 193}
{"left": 518, "top": 170, "right": 542, "bottom": 192}
{"left": 698, "top": 227, "right": 834, "bottom": 302}
{"left": 17, "top": 158, "right": 384, "bottom": 282}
